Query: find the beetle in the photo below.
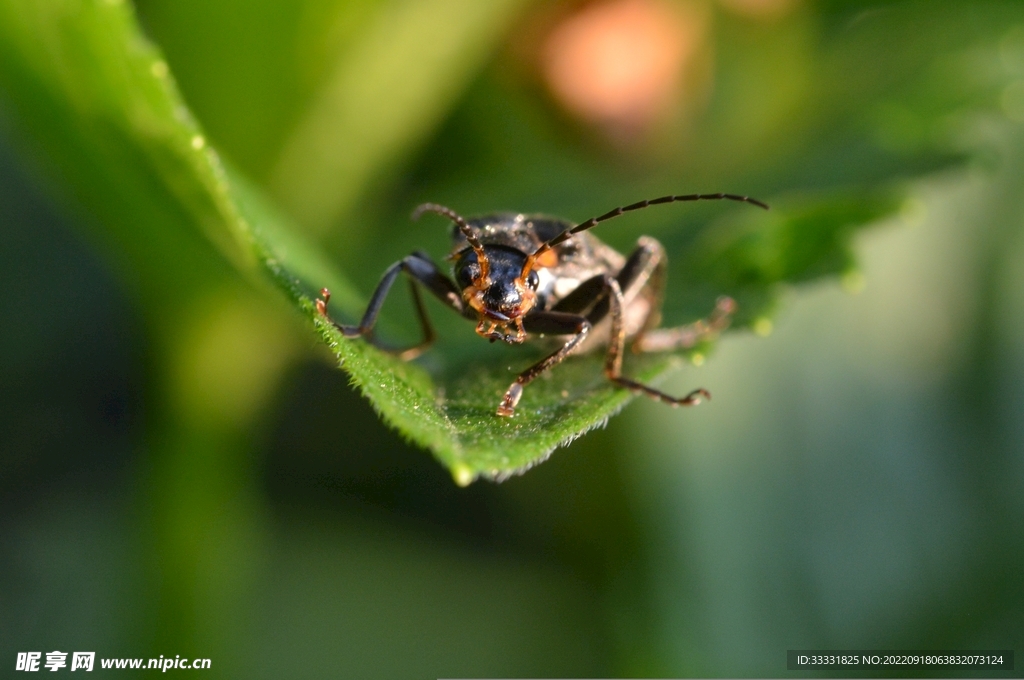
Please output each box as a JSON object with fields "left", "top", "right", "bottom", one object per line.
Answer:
{"left": 316, "top": 193, "right": 768, "bottom": 417}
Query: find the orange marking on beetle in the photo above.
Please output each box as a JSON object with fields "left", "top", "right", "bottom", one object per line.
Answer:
{"left": 535, "top": 249, "right": 559, "bottom": 269}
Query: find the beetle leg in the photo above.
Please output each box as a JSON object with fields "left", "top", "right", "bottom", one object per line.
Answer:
{"left": 631, "top": 295, "right": 735, "bottom": 354}
{"left": 611, "top": 237, "right": 734, "bottom": 352}
{"left": 550, "top": 275, "right": 608, "bottom": 316}
{"left": 496, "top": 312, "right": 591, "bottom": 417}
{"left": 316, "top": 253, "right": 463, "bottom": 360}
{"left": 610, "top": 237, "right": 736, "bottom": 354}
{"left": 603, "top": 276, "right": 710, "bottom": 407}
{"left": 616, "top": 237, "right": 667, "bottom": 345}
{"left": 551, "top": 236, "right": 666, "bottom": 332}
{"left": 393, "top": 277, "right": 436, "bottom": 360}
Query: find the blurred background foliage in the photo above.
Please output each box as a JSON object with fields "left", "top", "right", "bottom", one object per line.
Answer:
{"left": 1, "top": 0, "right": 1023, "bottom": 676}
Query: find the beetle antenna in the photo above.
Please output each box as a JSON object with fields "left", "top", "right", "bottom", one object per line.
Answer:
{"left": 527, "top": 194, "right": 769, "bottom": 269}
{"left": 412, "top": 203, "right": 490, "bottom": 283}
{"left": 412, "top": 203, "right": 484, "bottom": 250}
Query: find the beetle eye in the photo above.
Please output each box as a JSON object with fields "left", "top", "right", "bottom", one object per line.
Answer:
{"left": 457, "top": 262, "right": 481, "bottom": 289}
{"left": 526, "top": 270, "right": 540, "bottom": 290}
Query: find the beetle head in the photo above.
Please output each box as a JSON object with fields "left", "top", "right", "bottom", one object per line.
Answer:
{"left": 454, "top": 246, "right": 539, "bottom": 343}
{"left": 412, "top": 203, "right": 544, "bottom": 344}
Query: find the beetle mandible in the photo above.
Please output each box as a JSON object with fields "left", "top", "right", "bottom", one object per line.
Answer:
{"left": 317, "top": 193, "right": 768, "bottom": 417}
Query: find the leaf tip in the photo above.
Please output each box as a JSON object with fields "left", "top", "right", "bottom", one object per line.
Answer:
{"left": 451, "top": 463, "right": 476, "bottom": 487}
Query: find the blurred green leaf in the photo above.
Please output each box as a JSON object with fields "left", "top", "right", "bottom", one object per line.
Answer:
{"left": 665, "top": 191, "right": 902, "bottom": 326}
{"left": 268, "top": 0, "right": 531, "bottom": 235}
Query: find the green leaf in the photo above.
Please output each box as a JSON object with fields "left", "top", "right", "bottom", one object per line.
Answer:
{"left": 268, "top": 0, "right": 531, "bottom": 235}
{"left": 0, "top": 0, "right": 965, "bottom": 484}
{"left": 665, "top": 192, "right": 902, "bottom": 325}
{"left": 297, "top": 191, "right": 896, "bottom": 485}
